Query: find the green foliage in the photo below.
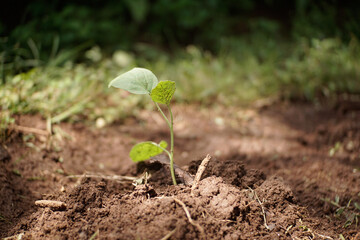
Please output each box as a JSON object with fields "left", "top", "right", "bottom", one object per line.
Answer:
{"left": 2, "top": 37, "right": 359, "bottom": 135}
{"left": 278, "top": 38, "right": 360, "bottom": 100}
{"left": 4, "top": 0, "right": 360, "bottom": 61}
{"left": 0, "top": 51, "right": 148, "bottom": 134}
{"left": 129, "top": 141, "right": 167, "bottom": 162}
{"left": 322, "top": 196, "right": 360, "bottom": 228}
{"left": 292, "top": 0, "right": 360, "bottom": 41}
{"left": 0, "top": 36, "right": 89, "bottom": 78}
{"left": 150, "top": 81, "right": 176, "bottom": 105}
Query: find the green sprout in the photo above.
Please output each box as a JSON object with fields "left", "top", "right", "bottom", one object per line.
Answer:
{"left": 108, "top": 67, "right": 177, "bottom": 185}
{"left": 322, "top": 195, "right": 360, "bottom": 228}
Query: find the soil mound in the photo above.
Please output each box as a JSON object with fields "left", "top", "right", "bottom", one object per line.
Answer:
{"left": 10, "top": 161, "right": 332, "bottom": 239}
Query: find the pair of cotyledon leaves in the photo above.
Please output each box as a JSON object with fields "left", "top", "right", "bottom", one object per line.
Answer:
{"left": 108, "top": 67, "right": 175, "bottom": 162}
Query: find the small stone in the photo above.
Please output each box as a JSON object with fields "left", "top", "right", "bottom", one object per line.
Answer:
{"left": 346, "top": 141, "right": 354, "bottom": 151}
{"left": 96, "top": 118, "right": 106, "bottom": 129}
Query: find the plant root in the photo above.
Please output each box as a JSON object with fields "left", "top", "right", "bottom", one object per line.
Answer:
{"left": 35, "top": 200, "right": 67, "bottom": 210}
{"left": 248, "top": 187, "right": 270, "bottom": 230}
{"left": 191, "top": 154, "right": 211, "bottom": 196}
{"left": 171, "top": 197, "right": 205, "bottom": 237}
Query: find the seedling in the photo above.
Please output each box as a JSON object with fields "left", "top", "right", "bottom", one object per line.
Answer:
{"left": 108, "top": 68, "right": 178, "bottom": 185}
{"left": 322, "top": 195, "right": 360, "bottom": 228}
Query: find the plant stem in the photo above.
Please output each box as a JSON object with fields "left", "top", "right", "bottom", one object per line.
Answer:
{"left": 150, "top": 141, "right": 171, "bottom": 157}
{"left": 154, "top": 102, "right": 170, "bottom": 126}
{"left": 167, "top": 104, "right": 177, "bottom": 185}
{"left": 154, "top": 102, "right": 177, "bottom": 185}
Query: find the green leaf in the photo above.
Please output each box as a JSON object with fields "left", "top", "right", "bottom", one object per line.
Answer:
{"left": 108, "top": 67, "right": 158, "bottom": 94}
{"left": 129, "top": 140, "right": 168, "bottom": 162}
{"left": 344, "top": 218, "right": 353, "bottom": 228}
{"left": 150, "top": 80, "right": 176, "bottom": 105}
{"left": 336, "top": 207, "right": 345, "bottom": 217}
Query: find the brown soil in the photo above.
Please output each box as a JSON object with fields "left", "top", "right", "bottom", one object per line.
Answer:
{"left": 1, "top": 101, "right": 360, "bottom": 239}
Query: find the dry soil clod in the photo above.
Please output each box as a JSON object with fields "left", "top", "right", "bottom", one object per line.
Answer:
{"left": 35, "top": 200, "right": 67, "bottom": 211}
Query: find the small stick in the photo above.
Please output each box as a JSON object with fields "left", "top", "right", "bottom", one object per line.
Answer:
{"left": 11, "top": 125, "right": 50, "bottom": 136}
{"left": 315, "top": 233, "right": 333, "bottom": 240}
{"left": 285, "top": 225, "right": 293, "bottom": 235}
{"left": 172, "top": 197, "right": 204, "bottom": 236}
{"left": 248, "top": 187, "right": 270, "bottom": 230}
{"left": 160, "top": 228, "right": 176, "bottom": 240}
{"left": 67, "top": 173, "right": 138, "bottom": 182}
{"left": 35, "top": 200, "right": 67, "bottom": 210}
{"left": 191, "top": 154, "right": 211, "bottom": 196}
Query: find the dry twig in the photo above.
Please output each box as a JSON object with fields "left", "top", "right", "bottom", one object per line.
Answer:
{"left": 248, "top": 187, "right": 270, "bottom": 230}
{"left": 11, "top": 125, "right": 50, "bottom": 136}
{"left": 191, "top": 154, "right": 211, "bottom": 196}
{"left": 67, "top": 173, "right": 137, "bottom": 182}
{"left": 160, "top": 228, "right": 177, "bottom": 240}
{"left": 315, "top": 233, "right": 333, "bottom": 240}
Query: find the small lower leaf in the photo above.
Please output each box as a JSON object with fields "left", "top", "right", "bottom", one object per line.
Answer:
{"left": 129, "top": 141, "right": 168, "bottom": 162}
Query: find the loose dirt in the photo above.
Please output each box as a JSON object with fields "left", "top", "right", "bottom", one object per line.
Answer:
{"left": 1, "top": 101, "right": 359, "bottom": 239}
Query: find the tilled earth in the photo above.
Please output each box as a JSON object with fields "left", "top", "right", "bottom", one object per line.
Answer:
{"left": 1, "top": 101, "right": 359, "bottom": 239}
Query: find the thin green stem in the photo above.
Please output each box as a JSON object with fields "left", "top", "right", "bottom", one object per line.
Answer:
{"left": 149, "top": 141, "right": 171, "bottom": 157}
{"left": 154, "top": 102, "right": 170, "bottom": 127}
{"left": 167, "top": 104, "right": 176, "bottom": 185}
{"left": 154, "top": 102, "right": 177, "bottom": 185}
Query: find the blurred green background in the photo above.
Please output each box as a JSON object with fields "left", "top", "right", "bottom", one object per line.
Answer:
{"left": 1, "top": 0, "right": 360, "bottom": 131}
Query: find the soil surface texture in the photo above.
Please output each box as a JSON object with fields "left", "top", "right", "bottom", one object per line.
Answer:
{"left": 1, "top": 101, "right": 360, "bottom": 239}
